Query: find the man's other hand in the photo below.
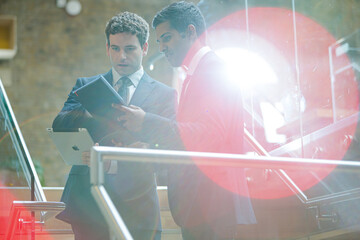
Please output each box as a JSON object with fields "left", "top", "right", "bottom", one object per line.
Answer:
{"left": 82, "top": 143, "right": 100, "bottom": 167}
{"left": 113, "top": 104, "right": 145, "bottom": 132}
{"left": 82, "top": 151, "right": 91, "bottom": 166}
{"left": 128, "top": 141, "right": 150, "bottom": 149}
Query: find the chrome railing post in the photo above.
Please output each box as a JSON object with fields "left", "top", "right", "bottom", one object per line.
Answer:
{"left": 244, "top": 129, "right": 308, "bottom": 203}
{"left": 90, "top": 146, "right": 133, "bottom": 240}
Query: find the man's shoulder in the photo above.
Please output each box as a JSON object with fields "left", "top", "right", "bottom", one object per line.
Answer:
{"left": 77, "top": 70, "right": 112, "bottom": 83}
{"left": 143, "top": 72, "right": 174, "bottom": 92}
{"left": 199, "top": 51, "right": 223, "bottom": 68}
{"left": 195, "top": 51, "right": 225, "bottom": 76}
{"left": 77, "top": 74, "right": 100, "bottom": 84}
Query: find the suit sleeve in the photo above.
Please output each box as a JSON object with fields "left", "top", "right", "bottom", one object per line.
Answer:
{"left": 156, "top": 88, "right": 178, "bottom": 121}
{"left": 142, "top": 112, "right": 183, "bottom": 150}
{"left": 52, "top": 78, "right": 95, "bottom": 130}
{"left": 142, "top": 87, "right": 181, "bottom": 150}
{"left": 142, "top": 101, "right": 235, "bottom": 152}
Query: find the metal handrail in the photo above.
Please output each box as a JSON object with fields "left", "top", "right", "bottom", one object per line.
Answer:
{"left": 244, "top": 129, "right": 308, "bottom": 203}
{"left": 90, "top": 145, "right": 360, "bottom": 240}
{"left": 90, "top": 147, "right": 133, "bottom": 240}
{"left": 91, "top": 186, "right": 133, "bottom": 240}
{"left": 246, "top": 128, "right": 360, "bottom": 206}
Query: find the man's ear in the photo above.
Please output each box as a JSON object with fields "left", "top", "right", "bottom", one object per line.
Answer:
{"left": 106, "top": 42, "right": 110, "bottom": 56}
{"left": 142, "top": 42, "right": 149, "bottom": 56}
{"left": 186, "top": 24, "right": 197, "bottom": 41}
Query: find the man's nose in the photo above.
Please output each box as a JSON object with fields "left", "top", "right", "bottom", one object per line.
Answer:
{"left": 119, "top": 50, "right": 126, "bottom": 59}
{"left": 159, "top": 43, "right": 167, "bottom": 53}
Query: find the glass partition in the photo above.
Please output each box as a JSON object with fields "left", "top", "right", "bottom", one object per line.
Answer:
{"left": 0, "top": 79, "right": 46, "bottom": 237}
{"left": 199, "top": 0, "right": 360, "bottom": 207}
{"left": 200, "top": 0, "right": 359, "bottom": 153}
{"left": 0, "top": 103, "right": 28, "bottom": 186}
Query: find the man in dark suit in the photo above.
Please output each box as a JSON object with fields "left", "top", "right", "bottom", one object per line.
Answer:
{"left": 53, "top": 12, "right": 177, "bottom": 240}
{"left": 115, "top": 2, "right": 256, "bottom": 239}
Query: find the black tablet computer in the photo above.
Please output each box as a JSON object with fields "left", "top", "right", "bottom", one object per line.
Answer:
{"left": 73, "top": 75, "right": 126, "bottom": 120}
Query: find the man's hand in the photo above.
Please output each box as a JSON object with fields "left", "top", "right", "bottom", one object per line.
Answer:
{"left": 82, "top": 143, "right": 108, "bottom": 168}
{"left": 82, "top": 150, "right": 91, "bottom": 166}
{"left": 113, "top": 104, "right": 145, "bottom": 132}
{"left": 128, "top": 141, "right": 150, "bottom": 149}
{"left": 111, "top": 139, "right": 124, "bottom": 147}
{"left": 111, "top": 139, "right": 149, "bottom": 149}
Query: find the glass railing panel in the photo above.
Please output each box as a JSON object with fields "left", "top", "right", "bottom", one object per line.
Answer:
{"left": 0, "top": 97, "right": 28, "bottom": 187}
{"left": 281, "top": 0, "right": 360, "bottom": 199}
{"left": 247, "top": 164, "right": 360, "bottom": 240}
{"left": 0, "top": 79, "right": 46, "bottom": 236}
{"left": 0, "top": 91, "right": 30, "bottom": 235}
{"left": 204, "top": 0, "right": 302, "bottom": 152}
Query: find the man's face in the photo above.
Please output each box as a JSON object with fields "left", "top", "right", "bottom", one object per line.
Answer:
{"left": 106, "top": 32, "right": 148, "bottom": 76}
{"left": 155, "top": 21, "right": 191, "bottom": 67}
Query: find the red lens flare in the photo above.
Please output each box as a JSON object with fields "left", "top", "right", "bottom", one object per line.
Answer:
{"left": 180, "top": 7, "right": 358, "bottom": 199}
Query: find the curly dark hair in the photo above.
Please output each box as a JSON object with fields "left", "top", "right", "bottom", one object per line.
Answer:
{"left": 105, "top": 12, "right": 149, "bottom": 47}
{"left": 152, "top": 1, "right": 206, "bottom": 38}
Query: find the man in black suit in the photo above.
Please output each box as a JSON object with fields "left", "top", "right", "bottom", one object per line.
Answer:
{"left": 53, "top": 12, "right": 177, "bottom": 240}
{"left": 115, "top": 2, "right": 256, "bottom": 239}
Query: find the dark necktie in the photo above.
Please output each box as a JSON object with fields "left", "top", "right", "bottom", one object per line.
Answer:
{"left": 117, "top": 76, "right": 133, "bottom": 104}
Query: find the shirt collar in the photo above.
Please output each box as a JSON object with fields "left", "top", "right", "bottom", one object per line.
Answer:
{"left": 185, "top": 46, "right": 211, "bottom": 76}
{"left": 112, "top": 66, "right": 143, "bottom": 87}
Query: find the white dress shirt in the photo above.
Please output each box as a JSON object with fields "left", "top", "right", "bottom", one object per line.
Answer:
{"left": 112, "top": 66, "right": 143, "bottom": 104}
{"left": 107, "top": 67, "right": 144, "bottom": 173}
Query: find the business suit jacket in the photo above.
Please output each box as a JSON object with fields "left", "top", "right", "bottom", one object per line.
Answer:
{"left": 141, "top": 51, "right": 256, "bottom": 232}
{"left": 53, "top": 70, "right": 177, "bottom": 234}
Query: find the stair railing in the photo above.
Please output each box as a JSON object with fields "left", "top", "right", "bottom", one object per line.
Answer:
{"left": 90, "top": 145, "right": 360, "bottom": 240}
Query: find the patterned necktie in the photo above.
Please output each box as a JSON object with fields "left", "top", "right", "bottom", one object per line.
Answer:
{"left": 116, "top": 76, "right": 133, "bottom": 104}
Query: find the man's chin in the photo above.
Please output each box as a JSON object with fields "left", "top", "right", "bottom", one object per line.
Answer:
{"left": 115, "top": 68, "right": 131, "bottom": 76}
{"left": 167, "top": 58, "right": 182, "bottom": 68}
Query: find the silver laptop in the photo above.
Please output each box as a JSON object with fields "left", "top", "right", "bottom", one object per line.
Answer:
{"left": 47, "top": 128, "right": 94, "bottom": 165}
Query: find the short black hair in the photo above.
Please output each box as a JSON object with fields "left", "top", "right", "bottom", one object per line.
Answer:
{"left": 105, "top": 12, "right": 149, "bottom": 46}
{"left": 152, "top": 1, "right": 206, "bottom": 38}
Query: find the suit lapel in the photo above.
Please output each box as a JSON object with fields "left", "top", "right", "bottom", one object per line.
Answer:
{"left": 178, "top": 51, "right": 212, "bottom": 114}
{"left": 130, "top": 72, "right": 155, "bottom": 107}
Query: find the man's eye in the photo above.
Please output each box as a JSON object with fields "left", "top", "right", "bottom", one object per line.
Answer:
{"left": 163, "top": 35, "right": 171, "bottom": 43}
{"left": 126, "top": 47, "right": 136, "bottom": 52}
{"left": 111, "top": 46, "right": 120, "bottom": 51}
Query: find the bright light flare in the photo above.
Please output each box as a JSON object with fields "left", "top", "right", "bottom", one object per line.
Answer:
{"left": 189, "top": 7, "right": 358, "bottom": 200}
{"left": 216, "top": 48, "right": 278, "bottom": 91}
